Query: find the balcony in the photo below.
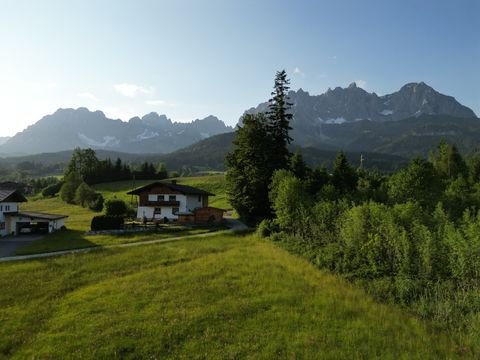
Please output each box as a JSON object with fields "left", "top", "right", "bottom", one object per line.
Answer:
{"left": 144, "top": 200, "right": 180, "bottom": 207}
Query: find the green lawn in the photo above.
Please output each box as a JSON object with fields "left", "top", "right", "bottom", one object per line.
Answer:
{"left": 0, "top": 233, "right": 473, "bottom": 359}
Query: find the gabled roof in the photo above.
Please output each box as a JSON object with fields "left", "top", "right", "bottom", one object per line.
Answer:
{"left": 0, "top": 189, "right": 28, "bottom": 203}
{"left": 127, "top": 181, "right": 215, "bottom": 196}
{"left": 5, "top": 211, "right": 68, "bottom": 220}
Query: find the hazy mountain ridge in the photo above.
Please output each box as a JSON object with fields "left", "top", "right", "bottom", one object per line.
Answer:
{"left": 0, "top": 132, "right": 408, "bottom": 173}
{"left": 1, "top": 81, "right": 477, "bottom": 157}
{"left": 0, "top": 108, "right": 233, "bottom": 155}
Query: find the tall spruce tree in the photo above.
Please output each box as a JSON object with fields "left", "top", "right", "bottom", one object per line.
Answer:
{"left": 332, "top": 151, "right": 358, "bottom": 194}
{"left": 225, "top": 113, "right": 273, "bottom": 225}
{"left": 226, "top": 70, "right": 294, "bottom": 224}
{"left": 267, "top": 70, "right": 293, "bottom": 170}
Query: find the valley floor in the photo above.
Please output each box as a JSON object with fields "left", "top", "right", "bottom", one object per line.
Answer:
{"left": 0, "top": 233, "right": 472, "bottom": 359}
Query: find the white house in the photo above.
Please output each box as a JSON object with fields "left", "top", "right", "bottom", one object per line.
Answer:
{"left": 127, "top": 180, "right": 223, "bottom": 223}
{"left": 0, "top": 188, "right": 67, "bottom": 237}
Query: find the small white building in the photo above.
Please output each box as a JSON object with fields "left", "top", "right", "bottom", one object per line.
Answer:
{"left": 127, "top": 180, "right": 223, "bottom": 223}
{"left": 0, "top": 188, "right": 67, "bottom": 237}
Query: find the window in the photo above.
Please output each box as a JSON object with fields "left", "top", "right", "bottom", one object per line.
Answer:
{"left": 154, "top": 207, "right": 162, "bottom": 214}
{"left": 172, "top": 207, "right": 179, "bottom": 215}
{"left": 0, "top": 205, "right": 2, "bottom": 211}
{"left": 0, "top": 222, "right": 4, "bottom": 230}
{"left": 5, "top": 205, "right": 10, "bottom": 211}
{"left": 198, "top": 195, "right": 201, "bottom": 202}
{"left": 169, "top": 195, "right": 176, "bottom": 201}
{"left": 157, "top": 195, "right": 165, "bottom": 201}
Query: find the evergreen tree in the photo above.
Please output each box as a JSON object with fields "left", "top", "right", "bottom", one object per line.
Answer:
{"left": 267, "top": 70, "right": 293, "bottom": 170}
{"left": 332, "top": 151, "right": 358, "bottom": 194}
{"left": 226, "top": 113, "right": 273, "bottom": 224}
{"left": 289, "top": 149, "right": 309, "bottom": 180}
{"left": 157, "top": 162, "right": 168, "bottom": 179}
{"left": 306, "top": 165, "right": 330, "bottom": 195}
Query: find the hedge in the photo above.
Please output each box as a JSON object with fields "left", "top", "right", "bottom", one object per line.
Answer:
{"left": 91, "top": 215, "right": 124, "bottom": 231}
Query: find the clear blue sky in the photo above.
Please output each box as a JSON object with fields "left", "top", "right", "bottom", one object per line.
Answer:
{"left": 0, "top": 0, "right": 479, "bottom": 136}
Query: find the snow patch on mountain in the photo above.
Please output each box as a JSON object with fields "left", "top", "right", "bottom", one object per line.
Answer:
{"left": 136, "top": 129, "right": 159, "bottom": 140}
{"left": 380, "top": 109, "right": 394, "bottom": 116}
{"left": 78, "top": 133, "right": 120, "bottom": 147}
{"left": 325, "top": 117, "right": 346, "bottom": 124}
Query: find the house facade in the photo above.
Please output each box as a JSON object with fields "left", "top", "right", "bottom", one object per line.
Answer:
{"left": 0, "top": 188, "right": 67, "bottom": 237}
{"left": 127, "top": 181, "right": 224, "bottom": 223}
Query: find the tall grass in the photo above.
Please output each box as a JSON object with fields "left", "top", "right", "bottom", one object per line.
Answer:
{"left": 0, "top": 234, "right": 470, "bottom": 358}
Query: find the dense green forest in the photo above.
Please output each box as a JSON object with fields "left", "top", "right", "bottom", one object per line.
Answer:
{"left": 261, "top": 143, "right": 480, "bottom": 337}
{"left": 227, "top": 70, "right": 480, "bottom": 349}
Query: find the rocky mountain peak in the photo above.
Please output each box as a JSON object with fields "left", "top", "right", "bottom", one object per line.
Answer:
{"left": 244, "top": 82, "right": 477, "bottom": 147}
{"left": 140, "top": 112, "right": 172, "bottom": 129}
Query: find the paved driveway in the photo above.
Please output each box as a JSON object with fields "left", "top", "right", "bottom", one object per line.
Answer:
{"left": 0, "top": 235, "right": 44, "bottom": 257}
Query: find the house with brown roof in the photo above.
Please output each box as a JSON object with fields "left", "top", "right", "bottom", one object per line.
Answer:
{"left": 0, "top": 188, "right": 68, "bottom": 237}
{"left": 127, "top": 180, "right": 224, "bottom": 224}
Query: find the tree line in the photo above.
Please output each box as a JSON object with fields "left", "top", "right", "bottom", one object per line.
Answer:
{"left": 64, "top": 148, "right": 168, "bottom": 185}
{"left": 43, "top": 148, "right": 169, "bottom": 211}
{"left": 227, "top": 70, "right": 480, "bottom": 345}
{"left": 263, "top": 143, "right": 480, "bottom": 339}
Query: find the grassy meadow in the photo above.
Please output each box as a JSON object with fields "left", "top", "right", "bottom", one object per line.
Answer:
{"left": 15, "top": 175, "right": 229, "bottom": 255}
{"left": 0, "top": 233, "right": 473, "bottom": 359}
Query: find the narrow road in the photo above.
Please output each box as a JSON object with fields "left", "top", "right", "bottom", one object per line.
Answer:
{"left": 0, "top": 235, "right": 44, "bottom": 257}
{"left": 0, "top": 221, "right": 252, "bottom": 263}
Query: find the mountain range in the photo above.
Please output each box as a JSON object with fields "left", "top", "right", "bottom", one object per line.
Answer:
{"left": 0, "top": 108, "right": 232, "bottom": 155}
{"left": 0, "top": 81, "right": 477, "bottom": 161}
{"left": 244, "top": 81, "right": 477, "bottom": 147}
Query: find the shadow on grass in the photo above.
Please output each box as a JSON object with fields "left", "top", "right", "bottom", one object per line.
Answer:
{"left": 14, "top": 230, "right": 97, "bottom": 256}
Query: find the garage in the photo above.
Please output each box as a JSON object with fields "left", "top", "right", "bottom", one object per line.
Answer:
{"left": 5, "top": 212, "right": 68, "bottom": 236}
{"left": 16, "top": 221, "right": 49, "bottom": 235}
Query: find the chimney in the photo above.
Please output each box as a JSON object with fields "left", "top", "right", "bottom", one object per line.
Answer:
{"left": 171, "top": 180, "right": 177, "bottom": 185}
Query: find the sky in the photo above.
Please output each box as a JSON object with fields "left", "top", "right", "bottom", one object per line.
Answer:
{"left": 0, "top": 0, "right": 479, "bottom": 137}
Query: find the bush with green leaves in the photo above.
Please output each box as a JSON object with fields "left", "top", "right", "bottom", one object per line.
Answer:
{"left": 88, "top": 193, "right": 104, "bottom": 212}
{"left": 91, "top": 215, "right": 124, "bottom": 231}
{"left": 104, "top": 199, "right": 129, "bottom": 217}
{"left": 74, "top": 182, "right": 96, "bottom": 207}
{"left": 60, "top": 171, "right": 83, "bottom": 204}
{"left": 256, "top": 219, "right": 279, "bottom": 238}
{"left": 42, "top": 181, "right": 64, "bottom": 197}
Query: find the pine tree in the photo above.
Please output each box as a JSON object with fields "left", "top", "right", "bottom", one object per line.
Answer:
{"left": 267, "top": 70, "right": 293, "bottom": 170}
{"left": 225, "top": 113, "right": 273, "bottom": 224}
{"left": 332, "top": 151, "right": 358, "bottom": 194}
{"left": 289, "top": 149, "right": 309, "bottom": 180}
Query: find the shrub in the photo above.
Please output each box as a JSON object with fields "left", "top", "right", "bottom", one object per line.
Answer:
{"left": 42, "top": 181, "right": 64, "bottom": 197}
{"left": 75, "top": 182, "right": 96, "bottom": 207}
{"left": 60, "top": 171, "right": 83, "bottom": 204}
{"left": 256, "top": 219, "right": 278, "bottom": 238}
{"left": 105, "top": 199, "right": 128, "bottom": 216}
{"left": 88, "top": 193, "right": 104, "bottom": 212}
{"left": 91, "top": 215, "right": 124, "bottom": 231}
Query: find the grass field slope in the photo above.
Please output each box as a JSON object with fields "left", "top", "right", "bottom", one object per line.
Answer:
{"left": 0, "top": 233, "right": 470, "bottom": 359}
